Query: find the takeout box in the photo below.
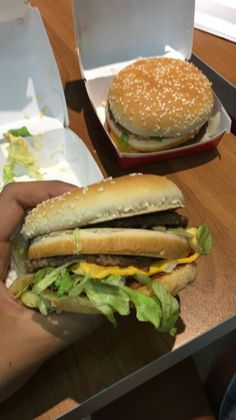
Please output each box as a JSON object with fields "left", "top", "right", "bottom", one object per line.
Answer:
{"left": 73, "top": 0, "right": 231, "bottom": 169}
{"left": 0, "top": 0, "right": 103, "bottom": 187}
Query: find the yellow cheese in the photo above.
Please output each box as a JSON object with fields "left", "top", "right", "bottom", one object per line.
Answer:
{"left": 109, "top": 128, "right": 136, "bottom": 153}
{"left": 72, "top": 252, "right": 200, "bottom": 279}
{"left": 174, "top": 252, "right": 200, "bottom": 264}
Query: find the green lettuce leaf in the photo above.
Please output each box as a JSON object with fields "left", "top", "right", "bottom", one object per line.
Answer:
{"left": 122, "top": 285, "right": 162, "bottom": 329}
{"left": 133, "top": 273, "right": 152, "bottom": 285}
{"left": 151, "top": 282, "right": 179, "bottom": 336}
{"left": 68, "top": 274, "right": 91, "bottom": 298}
{"left": 8, "top": 126, "right": 32, "bottom": 137}
{"left": 39, "top": 299, "right": 48, "bottom": 315}
{"left": 102, "top": 274, "right": 125, "bottom": 286}
{"left": 34, "top": 267, "right": 54, "bottom": 283}
{"left": 119, "top": 132, "right": 128, "bottom": 146}
{"left": 85, "top": 280, "right": 130, "bottom": 327}
{"left": 118, "top": 132, "right": 131, "bottom": 152}
{"left": 196, "top": 223, "right": 213, "bottom": 255}
{"left": 56, "top": 270, "right": 74, "bottom": 297}
{"left": 92, "top": 302, "right": 116, "bottom": 326}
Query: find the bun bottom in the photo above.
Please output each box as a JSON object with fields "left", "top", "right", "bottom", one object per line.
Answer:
{"left": 106, "top": 104, "right": 199, "bottom": 152}
{"left": 9, "top": 274, "right": 101, "bottom": 314}
{"left": 127, "top": 132, "right": 197, "bottom": 152}
{"left": 137, "top": 263, "right": 197, "bottom": 296}
{"left": 48, "top": 295, "right": 101, "bottom": 314}
{"left": 10, "top": 263, "right": 196, "bottom": 314}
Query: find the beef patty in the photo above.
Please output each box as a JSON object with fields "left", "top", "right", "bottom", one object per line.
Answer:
{"left": 25, "top": 254, "right": 158, "bottom": 273}
{"left": 87, "top": 210, "right": 188, "bottom": 229}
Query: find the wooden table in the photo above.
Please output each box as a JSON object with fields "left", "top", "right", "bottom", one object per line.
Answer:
{"left": 1, "top": 1, "right": 236, "bottom": 419}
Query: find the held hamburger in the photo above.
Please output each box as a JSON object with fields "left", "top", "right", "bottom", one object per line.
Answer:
{"left": 106, "top": 57, "right": 214, "bottom": 152}
{"left": 10, "top": 174, "right": 212, "bottom": 335}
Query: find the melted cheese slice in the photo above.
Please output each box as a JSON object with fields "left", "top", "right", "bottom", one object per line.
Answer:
{"left": 72, "top": 252, "right": 200, "bottom": 279}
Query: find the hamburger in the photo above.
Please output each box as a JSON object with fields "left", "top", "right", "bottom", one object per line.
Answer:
{"left": 106, "top": 57, "right": 214, "bottom": 153}
{"left": 10, "top": 174, "right": 212, "bottom": 335}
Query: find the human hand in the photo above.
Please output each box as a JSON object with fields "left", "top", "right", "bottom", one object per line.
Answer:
{"left": 0, "top": 180, "right": 76, "bottom": 281}
{"left": 0, "top": 181, "right": 102, "bottom": 403}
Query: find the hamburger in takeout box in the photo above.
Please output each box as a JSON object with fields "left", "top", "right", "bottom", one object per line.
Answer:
{"left": 106, "top": 57, "right": 214, "bottom": 153}
{"left": 73, "top": 0, "right": 231, "bottom": 168}
{"left": 10, "top": 174, "right": 212, "bottom": 335}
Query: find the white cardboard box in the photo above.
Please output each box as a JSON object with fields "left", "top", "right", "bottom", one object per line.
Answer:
{"left": 73, "top": 0, "right": 231, "bottom": 168}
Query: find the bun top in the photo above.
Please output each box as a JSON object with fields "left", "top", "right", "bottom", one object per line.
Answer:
{"left": 22, "top": 174, "right": 184, "bottom": 240}
{"left": 108, "top": 57, "right": 213, "bottom": 138}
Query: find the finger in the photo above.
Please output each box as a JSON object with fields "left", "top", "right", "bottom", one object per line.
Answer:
{"left": 0, "top": 281, "right": 29, "bottom": 312}
{"left": 1, "top": 180, "right": 76, "bottom": 209}
{"left": 0, "top": 243, "right": 11, "bottom": 280}
{"left": 0, "top": 181, "right": 77, "bottom": 240}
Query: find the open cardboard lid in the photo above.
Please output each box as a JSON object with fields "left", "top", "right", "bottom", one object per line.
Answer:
{"left": 73, "top": 0, "right": 195, "bottom": 80}
{"left": 0, "top": 0, "right": 68, "bottom": 131}
{"left": 0, "top": 0, "right": 103, "bottom": 187}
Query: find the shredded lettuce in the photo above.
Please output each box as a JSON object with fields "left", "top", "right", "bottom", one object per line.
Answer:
{"left": 151, "top": 282, "right": 179, "bottom": 336}
{"left": 121, "top": 286, "right": 162, "bottom": 329}
{"left": 102, "top": 274, "right": 125, "bottom": 287}
{"left": 56, "top": 270, "right": 74, "bottom": 297}
{"left": 16, "top": 263, "right": 180, "bottom": 334}
{"left": 39, "top": 299, "right": 48, "bottom": 315}
{"left": 119, "top": 132, "right": 131, "bottom": 152}
{"left": 3, "top": 132, "right": 42, "bottom": 183}
{"left": 85, "top": 280, "right": 130, "bottom": 327}
{"left": 3, "top": 164, "right": 14, "bottom": 183}
{"left": 68, "top": 274, "right": 91, "bottom": 298}
{"left": 196, "top": 223, "right": 213, "bottom": 255}
{"left": 32, "top": 262, "right": 75, "bottom": 294}
{"left": 133, "top": 273, "right": 151, "bottom": 285}
{"left": 34, "top": 267, "right": 55, "bottom": 283}
{"left": 119, "top": 132, "right": 128, "bottom": 147}
{"left": 73, "top": 228, "right": 81, "bottom": 253}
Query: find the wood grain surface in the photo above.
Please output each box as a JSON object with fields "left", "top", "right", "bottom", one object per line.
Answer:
{"left": 0, "top": 1, "right": 235, "bottom": 419}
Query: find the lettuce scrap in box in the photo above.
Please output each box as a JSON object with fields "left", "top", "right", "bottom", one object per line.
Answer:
{"left": 1, "top": 126, "right": 42, "bottom": 184}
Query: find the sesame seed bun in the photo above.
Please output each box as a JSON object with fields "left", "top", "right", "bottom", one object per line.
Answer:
{"left": 22, "top": 174, "right": 184, "bottom": 240}
{"left": 12, "top": 174, "right": 199, "bottom": 320}
{"left": 27, "top": 228, "right": 192, "bottom": 260}
{"left": 107, "top": 57, "right": 213, "bottom": 152}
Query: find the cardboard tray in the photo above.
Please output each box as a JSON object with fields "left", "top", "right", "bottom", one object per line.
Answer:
{"left": 73, "top": 0, "right": 231, "bottom": 169}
